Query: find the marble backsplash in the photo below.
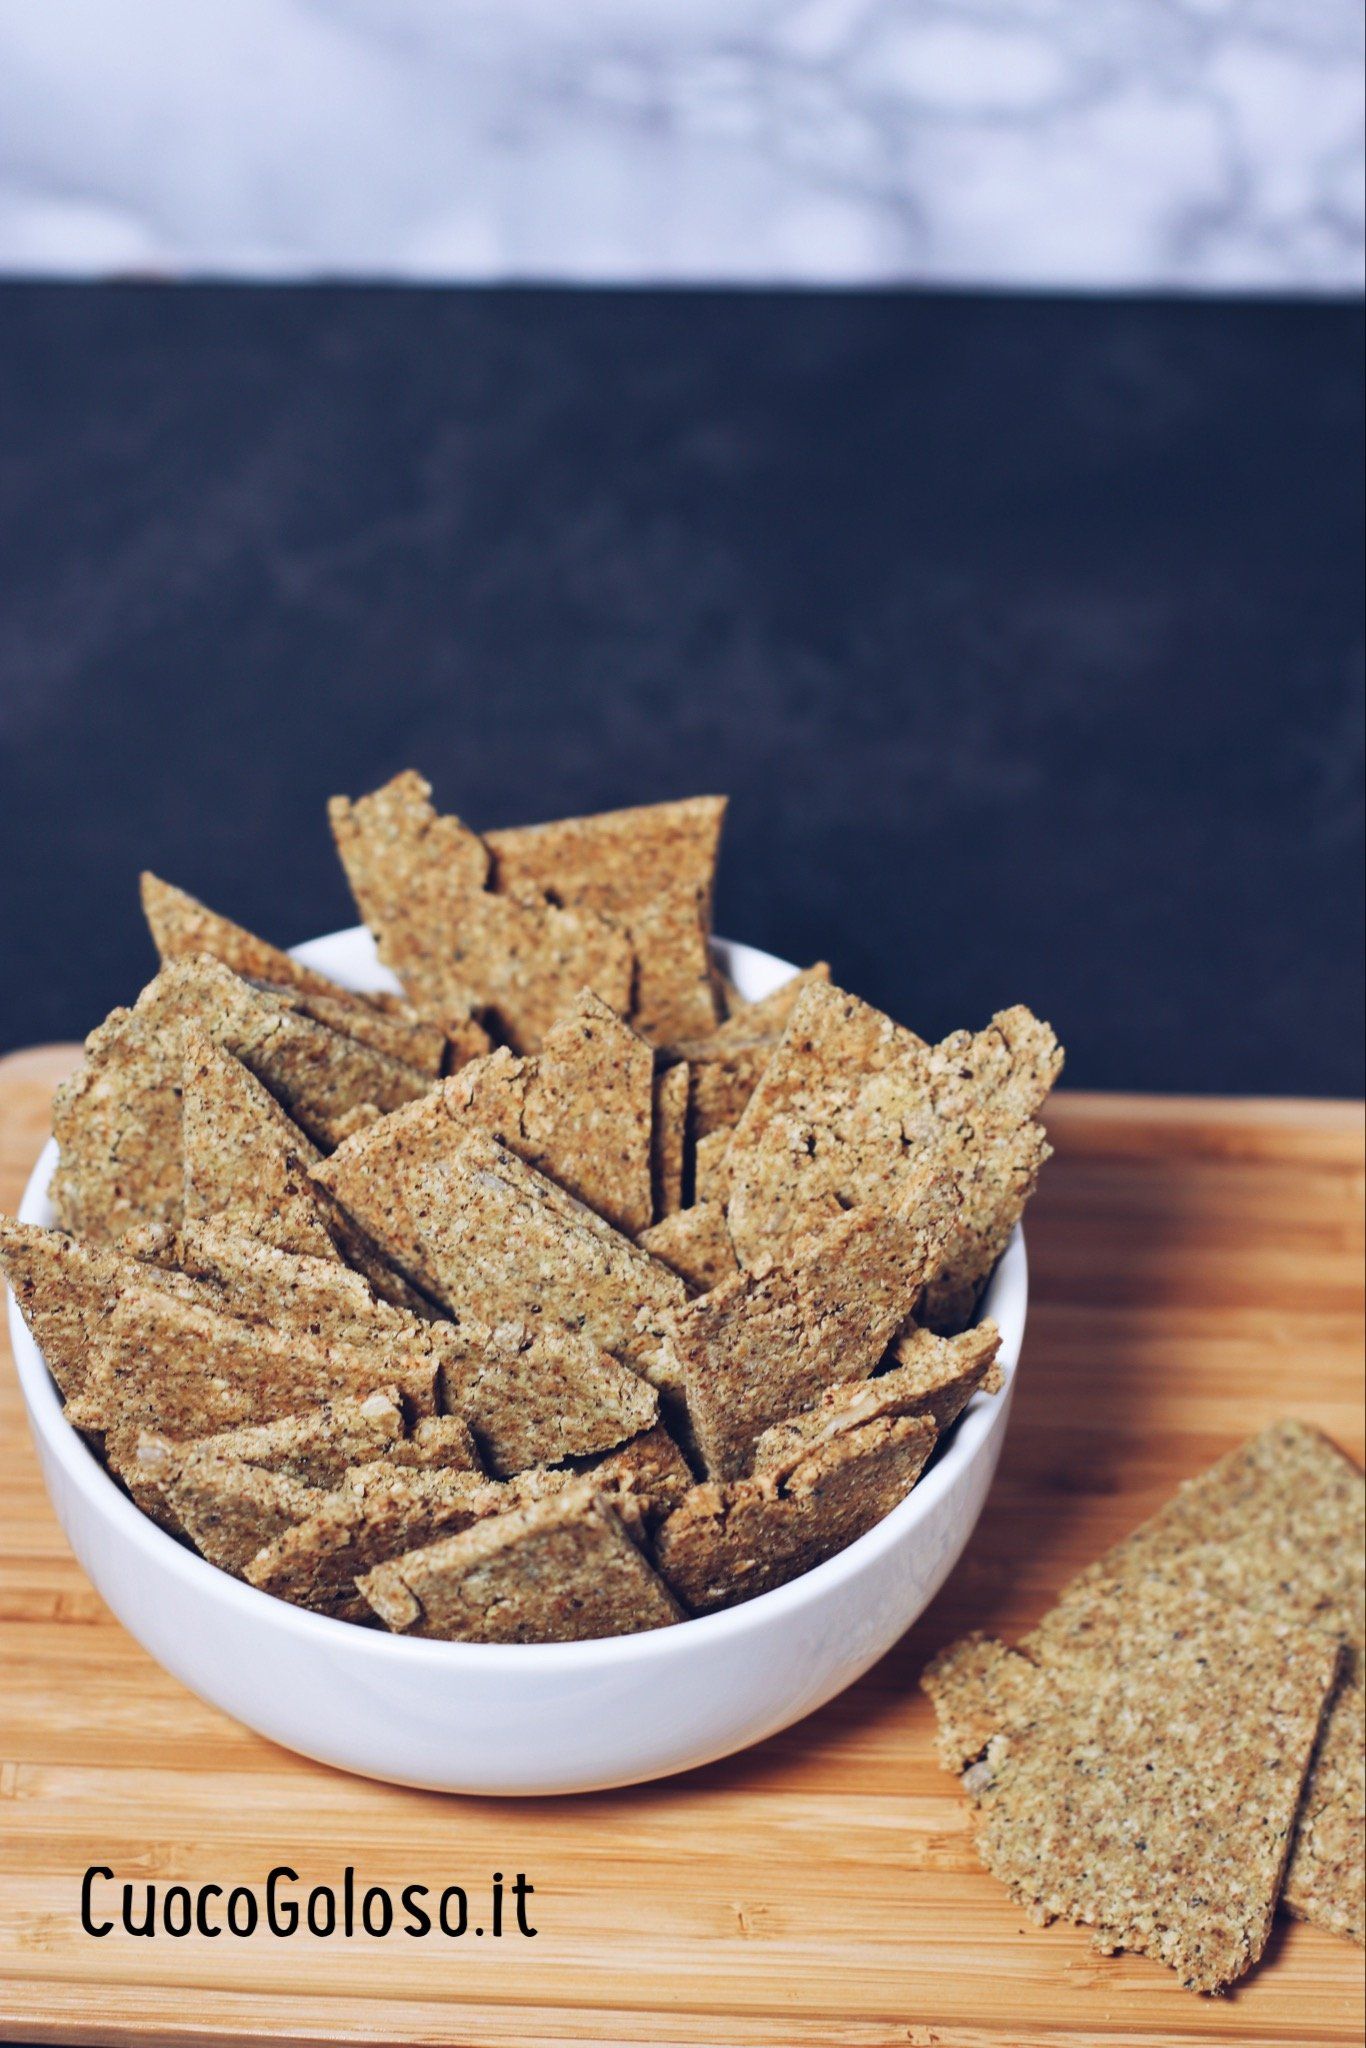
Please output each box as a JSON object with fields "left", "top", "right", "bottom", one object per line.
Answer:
{"left": 0, "top": 0, "right": 1361, "bottom": 292}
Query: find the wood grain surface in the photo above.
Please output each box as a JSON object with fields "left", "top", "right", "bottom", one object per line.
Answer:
{"left": 0, "top": 1043, "right": 1362, "bottom": 2048}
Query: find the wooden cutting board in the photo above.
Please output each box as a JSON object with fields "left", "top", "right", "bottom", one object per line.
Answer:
{"left": 0, "top": 1044, "right": 1361, "bottom": 2048}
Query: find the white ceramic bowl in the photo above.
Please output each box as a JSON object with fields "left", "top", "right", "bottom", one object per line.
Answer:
{"left": 8, "top": 932, "right": 1025, "bottom": 1796}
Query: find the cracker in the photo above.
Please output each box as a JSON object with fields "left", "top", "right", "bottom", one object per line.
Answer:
{"left": 359, "top": 1478, "right": 683, "bottom": 1642}
{"left": 164, "top": 1457, "right": 326, "bottom": 1578}
{"left": 724, "top": 986, "right": 1061, "bottom": 1328}
{"left": 141, "top": 871, "right": 449, "bottom": 1073}
{"left": 330, "top": 772, "right": 635, "bottom": 1052}
{"left": 693, "top": 1128, "right": 733, "bottom": 1205}
{"left": 637, "top": 1202, "right": 739, "bottom": 1295}
{"left": 722, "top": 981, "right": 924, "bottom": 1263}
{"left": 315, "top": 1124, "right": 685, "bottom": 1379}
{"left": 436, "top": 1316, "right": 659, "bottom": 1477}
{"left": 247, "top": 1464, "right": 501, "bottom": 1620}
{"left": 50, "top": 957, "right": 434, "bottom": 1241}
{"left": 752, "top": 1320, "right": 1002, "bottom": 1472}
{"left": 922, "top": 1602, "right": 1339, "bottom": 1994}
{"left": 660, "top": 1171, "right": 957, "bottom": 1479}
{"left": 123, "top": 1216, "right": 647, "bottom": 1476}
{"left": 181, "top": 1034, "right": 337, "bottom": 1259}
{"left": 1018, "top": 1418, "right": 1364, "bottom": 1943}
{"left": 130, "top": 1390, "right": 414, "bottom": 1494}
{"left": 677, "top": 962, "right": 831, "bottom": 1058}
{"left": 655, "top": 1413, "right": 937, "bottom": 1612}
{"left": 486, "top": 796, "right": 727, "bottom": 1043}
{"left": 667, "top": 966, "right": 832, "bottom": 1143}
{"left": 462, "top": 988, "right": 654, "bottom": 1235}
{"left": 650, "top": 1060, "right": 689, "bottom": 1221}
{"left": 0, "top": 1218, "right": 214, "bottom": 1402}
{"left": 77, "top": 1284, "right": 438, "bottom": 1438}
{"left": 569, "top": 1422, "right": 696, "bottom": 1524}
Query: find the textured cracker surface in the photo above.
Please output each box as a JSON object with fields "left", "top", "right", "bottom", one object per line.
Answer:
{"left": 663, "top": 1173, "right": 956, "bottom": 1479}
{"left": 655, "top": 1412, "right": 937, "bottom": 1612}
{"left": 317, "top": 1124, "right": 684, "bottom": 1378}
{"left": 637, "top": 1201, "right": 740, "bottom": 1295}
{"left": 330, "top": 772, "right": 635, "bottom": 1052}
{"left": 650, "top": 1060, "right": 689, "bottom": 1221}
{"left": 180, "top": 1034, "right": 337, "bottom": 1259}
{"left": 722, "top": 982, "right": 1060, "bottom": 1332}
{"left": 751, "top": 1321, "right": 1002, "bottom": 1472}
{"left": 360, "top": 1479, "right": 684, "bottom": 1642}
{"left": 922, "top": 1603, "right": 1339, "bottom": 1994}
{"left": 486, "top": 796, "right": 726, "bottom": 1044}
{"left": 1018, "top": 1418, "right": 1365, "bottom": 1943}
{"left": 141, "top": 871, "right": 449, "bottom": 1074}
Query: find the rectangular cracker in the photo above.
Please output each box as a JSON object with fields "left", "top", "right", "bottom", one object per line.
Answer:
{"left": 0, "top": 1218, "right": 216, "bottom": 1402}
{"left": 140, "top": 870, "right": 449, "bottom": 1074}
{"left": 655, "top": 1413, "right": 937, "bottom": 1612}
{"left": 329, "top": 772, "right": 635, "bottom": 1052}
{"left": 50, "top": 956, "right": 434, "bottom": 1242}
{"left": 1016, "top": 1418, "right": 1364, "bottom": 1943}
{"left": 315, "top": 1123, "right": 685, "bottom": 1378}
{"left": 751, "top": 1320, "right": 1002, "bottom": 1472}
{"left": 359, "top": 1478, "right": 684, "bottom": 1642}
{"left": 660, "top": 1171, "right": 957, "bottom": 1479}
{"left": 112, "top": 1390, "right": 431, "bottom": 1508}
{"left": 650, "top": 1060, "right": 689, "bottom": 1221}
{"left": 247, "top": 1465, "right": 503, "bottom": 1621}
{"left": 637, "top": 1202, "right": 739, "bottom": 1295}
{"left": 486, "top": 796, "right": 727, "bottom": 1044}
{"left": 921, "top": 1603, "right": 1340, "bottom": 1994}
{"left": 181, "top": 1033, "right": 338, "bottom": 1259}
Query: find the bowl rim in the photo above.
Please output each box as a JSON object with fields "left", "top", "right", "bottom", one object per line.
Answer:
{"left": 7, "top": 928, "right": 1026, "bottom": 1674}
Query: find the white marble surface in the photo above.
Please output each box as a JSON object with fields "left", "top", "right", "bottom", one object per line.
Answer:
{"left": 0, "top": 0, "right": 1361, "bottom": 291}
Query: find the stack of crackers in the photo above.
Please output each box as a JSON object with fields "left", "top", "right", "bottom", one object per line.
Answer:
{"left": 2, "top": 773, "right": 1062, "bottom": 1644}
{"left": 923, "top": 1420, "right": 1365, "bottom": 1991}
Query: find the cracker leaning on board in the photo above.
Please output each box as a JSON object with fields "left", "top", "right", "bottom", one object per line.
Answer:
{"left": 2, "top": 772, "right": 1359, "bottom": 1993}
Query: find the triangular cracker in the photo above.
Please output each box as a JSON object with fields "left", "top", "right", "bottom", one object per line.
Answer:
{"left": 315, "top": 1124, "right": 685, "bottom": 1379}
{"left": 921, "top": 1602, "right": 1339, "bottom": 1994}
{"left": 246, "top": 1464, "right": 506, "bottom": 1620}
{"left": 0, "top": 1218, "right": 215, "bottom": 1401}
{"left": 655, "top": 1413, "right": 938, "bottom": 1612}
{"left": 666, "top": 963, "right": 832, "bottom": 1142}
{"left": 659, "top": 1171, "right": 957, "bottom": 1479}
{"left": 751, "top": 1321, "right": 1002, "bottom": 1472}
{"left": 359, "top": 1479, "right": 683, "bottom": 1642}
{"left": 181, "top": 1034, "right": 337, "bottom": 1258}
{"left": 329, "top": 772, "right": 635, "bottom": 1052}
{"left": 164, "top": 1457, "right": 326, "bottom": 1578}
{"left": 724, "top": 984, "right": 1061, "bottom": 1329}
{"left": 442, "top": 988, "right": 654, "bottom": 1234}
{"left": 50, "top": 957, "right": 434, "bottom": 1242}
{"left": 486, "top": 796, "right": 727, "bottom": 1043}
{"left": 637, "top": 1201, "right": 739, "bottom": 1295}
{"left": 77, "top": 1281, "right": 439, "bottom": 1438}
{"left": 140, "top": 871, "right": 449, "bottom": 1073}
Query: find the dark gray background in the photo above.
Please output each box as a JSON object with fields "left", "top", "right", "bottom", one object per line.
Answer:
{"left": 0, "top": 282, "right": 1361, "bottom": 1093}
